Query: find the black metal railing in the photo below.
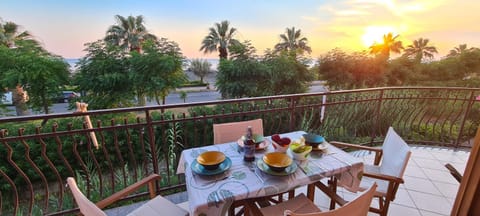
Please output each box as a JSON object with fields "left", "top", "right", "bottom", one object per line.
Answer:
{"left": 0, "top": 87, "right": 479, "bottom": 215}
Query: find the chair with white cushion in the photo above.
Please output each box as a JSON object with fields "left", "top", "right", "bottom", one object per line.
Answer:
{"left": 67, "top": 174, "right": 188, "bottom": 216}
{"left": 329, "top": 127, "right": 411, "bottom": 216}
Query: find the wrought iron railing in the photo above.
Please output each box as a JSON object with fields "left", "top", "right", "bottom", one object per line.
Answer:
{"left": 0, "top": 87, "right": 479, "bottom": 215}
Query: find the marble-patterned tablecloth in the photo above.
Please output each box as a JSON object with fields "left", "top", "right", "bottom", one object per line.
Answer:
{"left": 177, "top": 131, "right": 364, "bottom": 216}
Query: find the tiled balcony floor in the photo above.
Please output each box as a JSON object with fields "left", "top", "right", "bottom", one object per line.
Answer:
{"left": 107, "top": 145, "right": 470, "bottom": 216}
{"left": 296, "top": 145, "right": 470, "bottom": 216}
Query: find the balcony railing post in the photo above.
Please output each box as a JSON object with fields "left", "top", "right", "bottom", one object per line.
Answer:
{"left": 145, "top": 110, "right": 159, "bottom": 176}
{"left": 289, "top": 96, "right": 297, "bottom": 131}
{"left": 455, "top": 90, "right": 476, "bottom": 148}
{"left": 370, "top": 89, "right": 385, "bottom": 145}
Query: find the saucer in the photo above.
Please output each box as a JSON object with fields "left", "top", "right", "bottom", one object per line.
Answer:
{"left": 256, "top": 158, "right": 298, "bottom": 176}
{"left": 191, "top": 157, "right": 232, "bottom": 176}
{"left": 310, "top": 142, "right": 328, "bottom": 151}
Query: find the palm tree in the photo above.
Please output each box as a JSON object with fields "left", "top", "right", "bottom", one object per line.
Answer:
{"left": 447, "top": 44, "right": 470, "bottom": 57}
{"left": 188, "top": 59, "right": 212, "bottom": 83}
{"left": 0, "top": 20, "right": 39, "bottom": 48}
{"left": 274, "top": 27, "right": 312, "bottom": 55}
{"left": 403, "top": 38, "right": 438, "bottom": 62}
{"left": 105, "top": 15, "right": 157, "bottom": 53}
{"left": 200, "top": 20, "right": 239, "bottom": 59}
{"left": 369, "top": 33, "right": 403, "bottom": 60}
{"left": 0, "top": 20, "right": 40, "bottom": 116}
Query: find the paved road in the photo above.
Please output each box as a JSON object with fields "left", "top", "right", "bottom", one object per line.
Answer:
{"left": 2, "top": 84, "right": 328, "bottom": 115}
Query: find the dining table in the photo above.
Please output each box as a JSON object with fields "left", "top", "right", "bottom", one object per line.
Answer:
{"left": 176, "top": 131, "right": 364, "bottom": 216}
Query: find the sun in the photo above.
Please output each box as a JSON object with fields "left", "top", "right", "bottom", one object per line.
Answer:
{"left": 361, "top": 26, "right": 397, "bottom": 47}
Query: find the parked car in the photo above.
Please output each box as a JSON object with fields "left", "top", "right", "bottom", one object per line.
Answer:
{"left": 1, "top": 91, "right": 13, "bottom": 105}
{"left": 57, "top": 91, "right": 80, "bottom": 103}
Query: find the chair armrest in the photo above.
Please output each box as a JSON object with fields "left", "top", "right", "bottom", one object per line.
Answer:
{"left": 329, "top": 141, "right": 383, "bottom": 165}
{"left": 445, "top": 163, "right": 462, "bottom": 183}
{"left": 329, "top": 141, "right": 382, "bottom": 152}
{"left": 96, "top": 174, "right": 161, "bottom": 209}
{"left": 363, "top": 172, "right": 404, "bottom": 184}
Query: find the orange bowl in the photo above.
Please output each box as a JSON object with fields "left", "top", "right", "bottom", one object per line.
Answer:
{"left": 263, "top": 152, "right": 292, "bottom": 172}
{"left": 197, "top": 151, "right": 226, "bottom": 170}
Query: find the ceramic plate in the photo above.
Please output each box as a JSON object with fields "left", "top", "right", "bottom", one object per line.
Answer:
{"left": 256, "top": 158, "right": 298, "bottom": 176}
{"left": 237, "top": 138, "right": 270, "bottom": 150}
{"left": 191, "top": 157, "right": 232, "bottom": 176}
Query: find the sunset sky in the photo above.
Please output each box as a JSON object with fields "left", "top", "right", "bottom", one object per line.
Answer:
{"left": 1, "top": 0, "right": 479, "bottom": 59}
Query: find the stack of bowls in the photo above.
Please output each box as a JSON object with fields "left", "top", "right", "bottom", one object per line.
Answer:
{"left": 263, "top": 152, "right": 292, "bottom": 172}
{"left": 196, "top": 151, "right": 226, "bottom": 170}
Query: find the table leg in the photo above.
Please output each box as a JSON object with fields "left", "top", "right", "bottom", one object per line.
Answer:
{"left": 328, "top": 177, "right": 337, "bottom": 210}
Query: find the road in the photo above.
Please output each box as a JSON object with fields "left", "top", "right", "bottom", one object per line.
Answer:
{"left": 2, "top": 84, "right": 328, "bottom": 115}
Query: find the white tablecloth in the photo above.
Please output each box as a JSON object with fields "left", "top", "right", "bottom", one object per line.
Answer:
{"left": 177, "top": 131, "right": 364, "bottom": 216}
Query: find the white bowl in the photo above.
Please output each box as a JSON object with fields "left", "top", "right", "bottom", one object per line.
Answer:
{"left": 272, "top": 140, "right": 289, "bottom": 153}
{"left": 288, "top": 144, "right": 312, "bottom": 161}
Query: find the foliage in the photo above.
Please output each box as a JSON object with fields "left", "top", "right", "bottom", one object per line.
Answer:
{"left": 104, "top": 15, "right": 157, "bottom": 53}
{"left": 188, "top": 59, "right": 212, "bottom": 83}
{"left": 263, "top": 51, "right": 314, "bottom": 95}
{"left": 0, "top": 19, "right": 68, "bottom": 115}
{"left": 130, "top": 39, "right": 186, "bottom": 105}
{"left": 274, "top": 27, "right": 312, "bottom": 57}
{"left": 318, "top": 49, "right": 385, "bottom": 89}
{"left": 403, "top": 38, "right": 438, "bottom": 63}
{"left": 0, "top": 43, "right": 70, "bottom": 114}
{"left": 74, "top": 40, "right": 134, "bottom": 109}
{"left": 200, "top": 20, "right": 240, "bottom": 59}
{"left": 216, "top": 41, "right": 312, "bottom": 98}
{"left": 369, "top": 33, "right": 403, "bottom": 60}
{"left": 216, "top": 41, "right": 269, "bottom": 98}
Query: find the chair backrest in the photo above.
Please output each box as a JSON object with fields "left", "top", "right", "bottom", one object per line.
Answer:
{"left": 379, "top": 127, "right": 412, "bottom": 178}
{"left": 213, "top": 119, "right": 263, "bottom": 144}
{"left": 67, "top": 177, "right": 107, "bottom": 216}
{"left": 285, "top": 183, "right": 377, "bottom": 216}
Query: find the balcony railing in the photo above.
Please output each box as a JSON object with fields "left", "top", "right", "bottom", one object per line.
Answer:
{"left": 0, "top": 87, "right": 479, "bottom": 215}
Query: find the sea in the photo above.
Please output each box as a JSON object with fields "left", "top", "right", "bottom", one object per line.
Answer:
{"left": 65, "top": 58, "right": 220, "bottom": 71}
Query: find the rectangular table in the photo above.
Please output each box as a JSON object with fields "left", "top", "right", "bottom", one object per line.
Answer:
{"left": 177, "top": 131, "right": 364, "bottom": 216}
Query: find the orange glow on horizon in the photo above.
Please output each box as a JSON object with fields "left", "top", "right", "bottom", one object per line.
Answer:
{"left": 361, "top": 26, "right": 398, "bottom": 47}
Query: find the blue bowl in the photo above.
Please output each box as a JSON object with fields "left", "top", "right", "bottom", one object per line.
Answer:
{"left": 302, "top": 133, "right": 325, "bottom": 147}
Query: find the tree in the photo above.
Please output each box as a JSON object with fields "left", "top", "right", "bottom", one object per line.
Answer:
{"left": 74, "top": 40, "right": 135, "bottom": 109}
{"left": 403, "top": 38, "right": 438, "bottom": 62}
{"left": 0, "top": 19, "right": 39, "bottom": 48}
{"left": 274, "top": 27, "right": 312, "bottom": 56}
{"left": 179, "top": 91, "right": 187, "bottom": 103}
{"left": 188, "top": 59, "right": 212, "bottom": 83}
{"left": 263, "top": 51, "right": 313, "bottom": 95}
{"left": 105, "top": 15, "right": 157, "bottom": 53}
{"left": 369, "top": 33, "right": 403, "bottom": 60}
{"left": 200, "top": 20, "right": 240, "bottom": 59}
{"left": 216, "top": 41, "right": 269, "bottom": 98}
{"left": 448, "top": 44, "right": 471, "bottom": 57}
{"left": 130, "top": 39, "right": 186, "bottom": 105}
{"left": 0, "top": 19, "right": 65, "bottom": 115}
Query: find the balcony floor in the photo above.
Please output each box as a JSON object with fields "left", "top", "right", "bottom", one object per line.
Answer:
{"left": 106, "top": 145, "right": 469, "bottom": 216}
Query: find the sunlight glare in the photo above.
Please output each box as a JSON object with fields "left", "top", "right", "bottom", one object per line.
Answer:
{"left": 361, "top": 26, "right": 397, "bottom": 47}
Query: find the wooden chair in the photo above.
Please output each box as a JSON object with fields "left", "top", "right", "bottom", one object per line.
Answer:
{"left": 245, "top": 183, "right": 377, "bottom": 216}
{"left": 329, "top": 127, "right": 411, "bottom": 216}
{"left": 67, "top": 174, "right": 188, "bottom": 216}
{"left": 213, "top": 119, "right": 294, "bottom": 215}
{"left": 213, "top": 118, "right": 264, "bottom": 144}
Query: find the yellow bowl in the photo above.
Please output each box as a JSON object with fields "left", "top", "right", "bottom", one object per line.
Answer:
{"left": 263, "top": 152, "right": 292, "bottom": 172}
{"left": 197, "top": 151, "right": 226, "bottom": 170}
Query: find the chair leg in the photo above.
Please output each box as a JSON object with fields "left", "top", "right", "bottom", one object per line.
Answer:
{"left": 328, "top": 176, "right": 337, "bottom": 210}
